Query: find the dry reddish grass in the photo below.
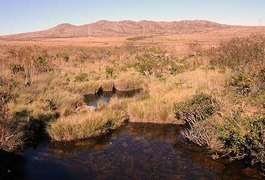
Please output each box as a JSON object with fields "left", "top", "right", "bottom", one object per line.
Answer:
{"left": 1, "top": 26, "right": 264, "bottom": 55}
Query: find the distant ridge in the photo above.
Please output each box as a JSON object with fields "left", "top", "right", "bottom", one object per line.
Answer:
{"left": 2, "top": 20, "right": 230, "bottom": 39}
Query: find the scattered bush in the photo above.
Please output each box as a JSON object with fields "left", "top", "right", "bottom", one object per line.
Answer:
{"left": 210, "top": 35, "right": 265, "bottom": 71}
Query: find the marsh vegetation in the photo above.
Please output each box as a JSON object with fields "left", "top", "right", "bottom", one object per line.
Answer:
{"left": 0, "top": 34, "right": 265, "bottom": 178}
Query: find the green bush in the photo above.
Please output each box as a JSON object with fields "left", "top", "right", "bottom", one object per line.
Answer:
{"left": 219, "top": 115, "right": 265, "bottom": 172}
{"left": 229, "top": 72, "right": 252, "bottom": 96}
{"left": 34, "top": 55, "right": 53, "bottom": 73}
{"left": 136, "top": 58, "right": 155, "bottom": 75}
{"left": 174, "top": 93, "right": 219, "bottom": 126}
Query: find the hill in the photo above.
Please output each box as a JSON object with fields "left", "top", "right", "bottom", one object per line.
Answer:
{"left": 2, "top": 20, "right": 230, "bottom": 39}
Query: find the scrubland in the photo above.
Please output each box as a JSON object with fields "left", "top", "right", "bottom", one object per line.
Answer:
{"left": 0, "top": 33, "right": 265, "bottom": 175}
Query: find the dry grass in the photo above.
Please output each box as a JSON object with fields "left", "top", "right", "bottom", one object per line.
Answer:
{"left": 68, "top": 81, "right": 101, "bottom": 94}
{"left": 101, "top": 80, "right": 114, "bottom": 92}
{"left": 147, "top": 69, "right": 229, "bottom": 103}
{"left": 47, "top": 110, "right": 126, "bottom": 141}
{"left": 115, "top": 72, "right": 144, "bottom": 91}
{"left": 128, "top": 97, "right": 180, "bottom": 124}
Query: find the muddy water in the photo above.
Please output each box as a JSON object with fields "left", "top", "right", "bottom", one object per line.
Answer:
{"left": 21, "top": 123, "right": 261, "bottom": 180}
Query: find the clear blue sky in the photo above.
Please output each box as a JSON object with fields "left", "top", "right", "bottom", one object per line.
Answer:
{"left": 0, "top": 0, "right": 264, "bottom": 35}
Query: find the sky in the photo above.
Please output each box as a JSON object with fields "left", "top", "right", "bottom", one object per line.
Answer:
{"left": 0, "top": 0, "right": 264, "bottom": 35}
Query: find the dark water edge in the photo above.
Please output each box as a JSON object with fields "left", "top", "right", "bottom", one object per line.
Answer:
{"left": 1, "top": 123, "right": 261, "bottom": 180}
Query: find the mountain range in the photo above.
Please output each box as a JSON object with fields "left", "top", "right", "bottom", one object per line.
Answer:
{"left": 2, "top": 20, "right": 232, "bottom": 39}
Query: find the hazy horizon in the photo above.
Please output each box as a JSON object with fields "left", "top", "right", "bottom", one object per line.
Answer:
{"left": 0, "top": 0, "right": 264, "bottom": 35}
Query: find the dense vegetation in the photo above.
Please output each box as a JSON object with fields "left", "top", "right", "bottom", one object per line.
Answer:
{"left": 0, "top": 34, "right": 265, "bottom": 175}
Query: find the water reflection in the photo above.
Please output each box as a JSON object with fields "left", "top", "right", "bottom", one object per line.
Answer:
{"left": 20, "top": 123, "right": 262, "bottom": 179}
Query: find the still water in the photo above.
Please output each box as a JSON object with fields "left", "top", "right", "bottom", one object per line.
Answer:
{"left": 20, "top": 123, "right": 261, "bottom": 180}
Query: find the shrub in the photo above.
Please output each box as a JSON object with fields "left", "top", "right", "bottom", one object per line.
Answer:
{"left": 63, "top": 53, "right": 69, "bottom": 62}
{"left": 7, "top": 63, "right": 24, "bottom": 74}
{"left": 229, "top": 72, "right": 252, "bottom": 96}
{"left": 136, "top": 58, "right": 155, "bottom": 75}
{"left": 0, "top": 121, "right": 24, "bottom": 152}
{"left": 210, "top": 35, "right": 265, "bottom": 71}
{"left": 174, "top": 93, "right": 219, "bottom": 126}
{"left": 182, "top": 120, "right": 218, "bottom": 147}
{"left": 169, "top": 64, "right": 186, "bottom": 75}
{"left": 33, "top": 55, "right": 53, "bottom": 73}
{"left": 219, "top": 115, "right": 265, "bottom": 173}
